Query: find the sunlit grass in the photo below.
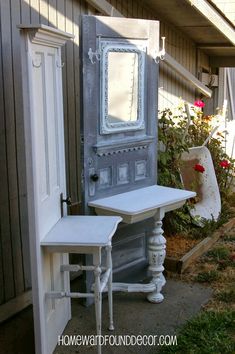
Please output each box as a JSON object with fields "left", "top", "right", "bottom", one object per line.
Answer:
{"left": 159, "top": 310, "right": 235, "bottom": 354}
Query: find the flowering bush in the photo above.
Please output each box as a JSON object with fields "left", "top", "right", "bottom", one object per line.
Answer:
{"left": 158, "top": 106, "right": 188, "bottom": 188}
{"left": 158, "top": 102, "right": 235, "bottom": 235}
{"left": 186, "top": 108, "right": 235, "bottom": 196}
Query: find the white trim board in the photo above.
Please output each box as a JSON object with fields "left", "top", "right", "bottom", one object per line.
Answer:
{"left": 227, "top": 68, "right": 235, "bottom": 121}
{"left": 86, "top": 0, "right": 123, "bottom": 17}
{"left": 187, "top": 0, "right": 235, "bottom": 46}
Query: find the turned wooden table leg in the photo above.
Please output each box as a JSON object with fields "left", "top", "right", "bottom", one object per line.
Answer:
{"left": 147, "top": 208, "right": 166, "bottom": 303}
{"left": 106, "top": 244, "right": 114, "bottom": 331}
{"left": 93, "top": 249, "right": 102, "bottom": 354}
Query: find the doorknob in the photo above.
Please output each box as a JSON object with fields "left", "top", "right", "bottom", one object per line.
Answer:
{"left": 90, "top": 174, "right": 99, "bottom": 182}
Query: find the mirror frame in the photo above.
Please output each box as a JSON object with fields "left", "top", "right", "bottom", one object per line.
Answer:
{"left": 100, "top": 41, "right": 146, "bottom": 135}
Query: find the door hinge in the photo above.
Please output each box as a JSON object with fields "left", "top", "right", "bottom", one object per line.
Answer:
{"left": 60, "top": 193, "right": 72, "bottom": 217}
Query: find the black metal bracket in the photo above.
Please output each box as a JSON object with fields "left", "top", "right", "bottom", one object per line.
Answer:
{"left": 61, "top": 196, "right": 72, "bottom": 206}
{"left": 60, "top": 193, "right": 72, "bottom": 217}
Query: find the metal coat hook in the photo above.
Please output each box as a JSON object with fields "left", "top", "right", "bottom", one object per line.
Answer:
{"left": 154, "top": 37, "right": 166, "bottom": 64}
{"left": 32, "top": 59, "right": 42, "bottom": 68}
{"left": 88, "top": 36, "right": 101, "bottom": 64}
{"left": 56, "top": 60, "right": 65, "bottom": 68}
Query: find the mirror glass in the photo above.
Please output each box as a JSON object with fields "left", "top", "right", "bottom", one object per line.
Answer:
{"left": 100, "top": 42, "right": 146, "bottom": 134}
{"left": 107, "top": 52, "right": 138, "bottom": 124}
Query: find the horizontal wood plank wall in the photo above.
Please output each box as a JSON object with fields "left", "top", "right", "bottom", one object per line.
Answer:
{"left": 0, "top": 0, "right": 87, "bottom": 309}
{"left": 107, "top": 0, "right": 197, "bottom": 109}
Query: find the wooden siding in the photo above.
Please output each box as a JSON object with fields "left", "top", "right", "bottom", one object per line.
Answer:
{"left": 160, "top": 21, "right": 197, "bottom": 108}
{"left": 0, "top": 0, "right": 87, "bottom": 307}
{"left": 106, "top": 0, "right": 198, "bottom": 109}
{"left": 0, "top": 0, "right": 204, "bottom": 313}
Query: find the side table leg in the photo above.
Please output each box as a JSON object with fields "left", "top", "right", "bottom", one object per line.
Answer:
{"left": 93, "top": 249, "right": 102, "bottom": 354}
{"left": 147, "top": 208, "right": 166, "bottom": 303}
{"left": 106, "top": 244, "right": 114, "bottom": 331}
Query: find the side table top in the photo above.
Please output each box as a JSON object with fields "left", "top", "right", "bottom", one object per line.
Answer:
{"left": 41, "top": 215, "right": 122, "bottom": 247}
{"left": 88, "top": 185, "right": 196, "bottom": 223}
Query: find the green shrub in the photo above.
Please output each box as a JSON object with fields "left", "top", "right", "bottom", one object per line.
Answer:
{"left": 158, "top": 104, "right": 235, "bottom": 236}
{"left": 195, "top": 270, "right": 219, "bottom": 283}
{"left": 206, "top": 246, "right": 230, "bottom": 261}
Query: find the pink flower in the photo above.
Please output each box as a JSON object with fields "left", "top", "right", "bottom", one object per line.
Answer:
{"left": 194, "top": 164, "right": 205, "bottom": 173}
{"left": 194, "top": 100, "right": 205, "bottom": 108}
{"left": 219, "top": 160, "right": 230, "bottom": 168}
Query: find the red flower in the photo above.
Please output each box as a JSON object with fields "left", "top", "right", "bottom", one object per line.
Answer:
{"left": 219, "top": 160, "right": 230, "bottom": 168}
{"left": 194, "top": 100, "right": 205, "bottom": 108}
{"left": 194, "top": 164, "right": 205, "bottom": 173}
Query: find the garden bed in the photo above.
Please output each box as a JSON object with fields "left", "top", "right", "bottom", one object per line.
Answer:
{"left": 164, "top": 217, "right": 235, "bottom": 273}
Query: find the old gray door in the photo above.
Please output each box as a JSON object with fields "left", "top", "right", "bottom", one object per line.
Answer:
{"left": 81, "top": 16, "right": 159, "bottom": 279}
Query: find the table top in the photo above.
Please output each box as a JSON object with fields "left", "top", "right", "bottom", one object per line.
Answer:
{"left": 41, "top": 215, "right": 122, "bottom": 247}
{"left": 88, "top": 185, "right": 196, "bottom": 216}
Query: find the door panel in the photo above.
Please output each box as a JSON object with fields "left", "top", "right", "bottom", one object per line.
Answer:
{"left": 31, "top": 46, "right": 63, "bottom": 235}
{"left": 28, "top": 42, "right": 70, "bottom": 354}
{"left": 81, "top": 15, "right": 159, "bottom": 203}
{"left": 81, "top": 16, "right": 159, "bottom": 275}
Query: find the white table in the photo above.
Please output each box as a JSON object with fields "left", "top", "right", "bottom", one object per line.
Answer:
{"left": 89, "top": 185, "right": 196, "bottom": 303}
{"left": 41, "top": 215, "right": 122, "bottom": 249}
{"left": 41, "top": 215, "right": 122, "bottom": 354}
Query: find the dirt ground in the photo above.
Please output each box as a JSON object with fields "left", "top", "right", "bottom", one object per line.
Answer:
{"left": 168, "top": 224, "right": 235, "bottom": 312}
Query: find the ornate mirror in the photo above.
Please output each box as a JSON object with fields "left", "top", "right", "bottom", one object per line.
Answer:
{"left": 100, "top": 42, "right": 146, "bottom": 134}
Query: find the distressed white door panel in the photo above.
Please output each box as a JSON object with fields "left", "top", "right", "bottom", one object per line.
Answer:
{"left": 30, "top": 43, "right": 70, "bottom": 354}
{"left": 31, "top": 45, "right": 64, "bottom": 238}
{"left": 20, "top": 26, "right": 73, "bottom": 354}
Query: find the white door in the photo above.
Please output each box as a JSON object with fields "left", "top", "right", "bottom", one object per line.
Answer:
{"left": 21, "top": 27, "right": 72, "bottom": 354}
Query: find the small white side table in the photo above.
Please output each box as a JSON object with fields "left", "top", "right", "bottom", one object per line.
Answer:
{"left": 41, "top": 215, "right": 122, "bottom": 354}
{"left": 89, "top": 185, "right": 196, "bottom": 303}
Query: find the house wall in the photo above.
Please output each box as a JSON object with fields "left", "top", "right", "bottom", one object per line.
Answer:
{"left": 0, "top": 0, "right": 207, "bottom": 317}
{"left": 0, "top": 0, "right": 87, "bottom": 316}
{"left": 159, "top": 21, "right": 197, "bottom": 108}
{"left": 106, "top": 0, "right": 197, "bottom": 108}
